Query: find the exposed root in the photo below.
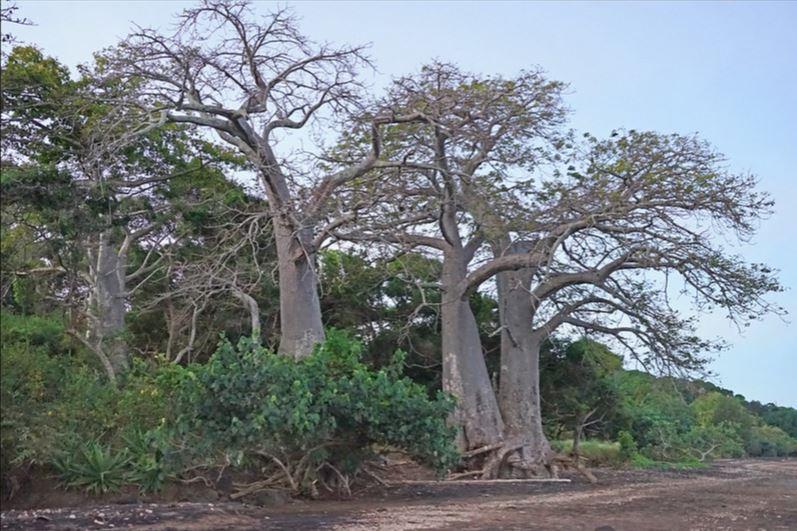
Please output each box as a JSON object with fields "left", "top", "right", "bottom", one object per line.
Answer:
{"left": 359, "top": 464, "right": 389, "bottom": 486}
{"left": 394, "top": 478, "right": 571, "bottom": 485}
{"left": 462, "top": 443, "right": 505, "bottom": 459}
{"left": 319, "top": 462, "right": 352, "bottom": 497}
{"left": 177, "top": 475, "right": 213, "bottom": 488}
{"left": 457, "top": 441, "right": 597, "bottom": 483}
{"left": 481, "top": 442, "right": 526, "bottom": 479}
{"left": 448, "top": 469, "right": 485, "bottom": 480}
{"left": 2, "top": 461, "right": 32, "bottom": 501}
{"left": 230, "top": 480, "right": 285, "bottom": 500}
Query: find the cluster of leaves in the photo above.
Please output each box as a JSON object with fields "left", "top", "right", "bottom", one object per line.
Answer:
{"left": 549, "top": 439, "right": 625, "bottom": 467}
{"left": 174, "top": 330, "right": 458, "bottom": 492}
{"left": 745, "top": 400, "right": 797, "bottom": 439}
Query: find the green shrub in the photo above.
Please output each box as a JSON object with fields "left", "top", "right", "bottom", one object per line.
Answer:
{"left": 116, "top": 357, "right": 189, "bottom": 428}
{"left": 173, "top": 331, "right": 458, "bottom": 492}
{"left": 123, "top": 428, "right": 173, "bottom": 493}
{"left": 617, "top": 430, "right": 637, "bottom": 460}
{"left": 1, "top": 313, "right": 190, "bottom": 495}
{"left": 629, "top": 453, "right": 656, "bottom": 468}
{"left": 747, "top": 425, "right": 797, "bottom": 457}
{"left": 689, "top": 392, "right": 796, "bottom": 457}
{"left": 633, "top": 417, "right": 688, "bottom": 461}
{"left": 0, "top": 312, "right": 66, "bottom": 353}
{"left": 683, "top": 423, "right": 745, "bottom": 460}
{"left": 629, "top": 453, "right": 707, "bottom": 470}
{"left": 2, "top": 324, "right": 456, "bottom": 496}
{"left": 1, "top": 314, "right": 78, "bottom": 483}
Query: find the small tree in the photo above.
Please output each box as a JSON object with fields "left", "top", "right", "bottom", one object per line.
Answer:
{"left": 1, "top": 46, "right": 226, "bottom": 379}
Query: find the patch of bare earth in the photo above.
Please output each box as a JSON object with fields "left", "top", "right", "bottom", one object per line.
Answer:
{"left": 2, "top": 459, "right": 795, "bottom": 530}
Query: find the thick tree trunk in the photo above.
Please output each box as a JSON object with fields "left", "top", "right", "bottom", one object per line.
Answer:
{"left": 273, "top": 218, "right": 324, "bottom": 359}
{"left": 90, "top": 232, "right": 129, "bottom": 377}
{"left": 495, "top": 248, "right": 554, "bottom": 475}
{"left": 441, "top": 251, "right": 504, "bottom": 451}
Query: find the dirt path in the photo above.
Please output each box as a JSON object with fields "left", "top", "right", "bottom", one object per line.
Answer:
{"left": 332, "top": 459, "right": 797, "bottom": 530}
{"left": 2, "top": 459, "right": 795, "bottom": 530}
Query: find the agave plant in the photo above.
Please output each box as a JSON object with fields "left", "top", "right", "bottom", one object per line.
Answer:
{"left": 53, "top": 441, "right": 130, "bottom": 494}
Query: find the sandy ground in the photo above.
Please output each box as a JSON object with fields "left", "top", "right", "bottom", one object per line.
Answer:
{"left": 1, "top": 459, "right": 795, "bottom": 530}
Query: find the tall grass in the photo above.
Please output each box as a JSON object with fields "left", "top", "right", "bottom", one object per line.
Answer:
{"left": 550, "top": 439, "right": 624, "bottom": 466}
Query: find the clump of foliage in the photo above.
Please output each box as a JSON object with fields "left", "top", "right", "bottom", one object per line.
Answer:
{"left": 628, "top": 453, "right": 707, "bottom": 471}
{"left": 1, "top": 313, "right": 75, "bottom": 475}
{"left": 746, "top": 401, "right": 797, "bottom": 439}
{"left": 617, "top": 430, "right": 637, "bottom": 461}
{"left": 691, "top": 392, "right": 795, "bottom": 457}
{"left": 173, "top": 330, "right": 458, "bottom": 494}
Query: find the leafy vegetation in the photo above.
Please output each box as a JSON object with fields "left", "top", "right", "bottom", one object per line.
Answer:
{"left": 53, "top": 442, "right": 131, "bottom": 495}
{"left": 173, "top": 330, "right": 457, "bottom": 493}
{"left": 539, "top": 339, "right": 796, "bottom": 465}
{"left": 550, "top": 440, "right": 624, "bottom": 467}
{"left": 3, "top": 304, "right": 794, "bottom": 498}
{"left": 1, "top": 316, "right": 457, "bottom": 496}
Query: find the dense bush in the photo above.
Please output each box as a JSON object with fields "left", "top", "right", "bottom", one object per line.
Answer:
{"left": 538, "top": 348, "right": 797, "bottom": 466}
{"left": 2, "top": 312, "right": 194, "bottom": 494}
{"left": 747, "top": 401, "right": 797, "bottom": 439}
{"left": 690, "top": 392, "right": 795, "bottom": 457}
{"left": 617, "top": 430, "right": 637, "bottom": 460}
{"left": 1, "top": 319, "right": 457, "bottom": 496}
{"left": 173, "top": 331, "right": 458, "bottom": 493}
{"left": 747, "top": 424, "right": 796, "bottom": 456}
{"left": 1, "top": 313, "right": 75, "bottom": 475}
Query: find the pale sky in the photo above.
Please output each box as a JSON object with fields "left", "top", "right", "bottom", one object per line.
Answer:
{"left": 5, "top": 0, "right": 796, "bottom": 406}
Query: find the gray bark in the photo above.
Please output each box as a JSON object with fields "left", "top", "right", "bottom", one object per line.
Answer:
{"left": 232, "top": 287, "right": 262, "bottom": 340}
{"left": 273, "top": 217, "right": 324, "bottom": 359}
{"left": 495, "top": 244, "right": 554, "bottom": 473}
{"left": 89, "top": 232, "right": 129, "bottom": 377}
{"left": 441, "top": 250, "right": 505, "bottom": 451}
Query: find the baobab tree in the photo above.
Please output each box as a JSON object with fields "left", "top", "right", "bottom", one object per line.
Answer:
{"left": 111, "top": 1, "right": 413, "bottom": 357}
{"left": 485, "top": 129, "right": 783, "bottom": 475}
{"left": 335, "top": 62, "right": 568, "bottom": 451}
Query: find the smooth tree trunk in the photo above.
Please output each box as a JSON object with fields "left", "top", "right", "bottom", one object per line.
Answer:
{"left": 232, "top": 287, "right": 262, "bottom": 340}
{"left": 273, "top": 218, "right": 324, "bottom": 359}
{"left": 253, "top": 146, "right": 326, "bottom": 359}
{"left": 90, "top": 232, "right": 129, "bottom": 378}
{"left": 441, "top": 250, "right": 505, "bottom": 451}
{"left": 495, "top": 245, "right": 554, "bottom": 475}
